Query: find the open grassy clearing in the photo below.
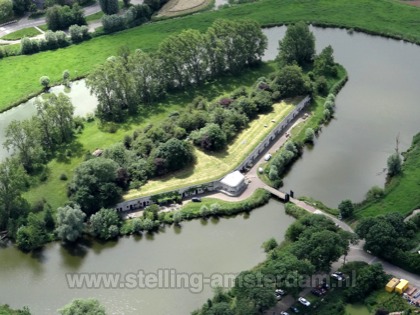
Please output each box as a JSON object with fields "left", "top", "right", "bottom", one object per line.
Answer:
{"left": 2, "top": 0, "right": 420, "bottom": 112}
{"left": 23, "top": 63, "right": 276, "bottom": 210}
{"left": 356, "top": 132, "right": 420, "bottom": 218}
{"left": 1, "top": 27, "right": 41, "bottom": 40}
{"left": 124, "top": 99, "right": 296, "bottom": 199}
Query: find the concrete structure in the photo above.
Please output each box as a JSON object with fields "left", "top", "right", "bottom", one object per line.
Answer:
{"left": 386, "top": 278, "right": 400, "bottom": 293}
{"left": 219, "top": 171, "right": 246, "bottom": 196}
{"left": 395, "top": 279, "right": 409, "bottom": 294}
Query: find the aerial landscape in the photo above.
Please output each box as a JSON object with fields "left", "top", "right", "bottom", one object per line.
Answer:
{"left": 0, "top": 0, "right": 420, "bottom": 314}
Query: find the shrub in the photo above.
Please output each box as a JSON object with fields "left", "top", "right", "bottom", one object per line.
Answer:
{"left": 39, "top": 76, "right": 51, "bottom": 89}
{"left": 304, "top": 127, "right": 315, "bottom": 144}
{"left": 59, "top": 173, "right": 68, "bottom": 180}
{"left": 262, "top": 237, "right": 278, "bottom": 252}
{"left": 69, "top": 24, "right": 89, "bottom": 43}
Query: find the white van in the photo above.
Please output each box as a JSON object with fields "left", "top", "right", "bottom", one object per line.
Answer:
{"left": 264, "top": 154, "right": 272, "bottom": 161}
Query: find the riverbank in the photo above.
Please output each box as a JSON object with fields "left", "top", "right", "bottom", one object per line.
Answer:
{"left": 3, "top": 0, "right": 420, "bottom": 113}
{"left": 356, "top": 132, "right": 420, "bottom": 218}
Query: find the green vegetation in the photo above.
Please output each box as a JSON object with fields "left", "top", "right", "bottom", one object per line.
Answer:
{"left": 1, "top": 27, "right": 41, "bottom": 40}
{"left": 356, "top": 212, "right": 420, "bottom": 274}
{"left": 0, "top": 305, "right": 30, "bottom": 315}
{"left": 2, "top": 0, "right": 420, "bottom": 113}
{"left": 58, "top": 298, "right": 105, "bottom": 315}
{"left": 23, "top": 63, "right": 275, "bottom": 211}
{"left": 357, "top": 132, "right": 420, "bottom": 218}
{"left": 193, "top": 211, "right": 355, "bottom": 315}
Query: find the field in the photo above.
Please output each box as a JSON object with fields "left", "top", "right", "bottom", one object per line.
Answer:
{"left": 156, "top": 0, "right": 213, "bottom": 18}
{"left": 1, "top": 27, "right": 41, "bottom": 40}
{"left": 124, "top": 99, "right": 296, "bottom": 199}
{"left": 3, "top": 0, "right": 420, "bottom": 112}
{"left": 23, "top": 63, "right": 276, "bottom": 210}
{"left": 356, "top": 132, "right": 420, "bottom": 218}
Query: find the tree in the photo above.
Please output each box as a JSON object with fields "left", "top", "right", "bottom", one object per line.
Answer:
{"left": 35, "top": 93, "right": 75, "bottom": 149}
{"left": 68, "top": 158, "right": 122, "bottom": 215}
{"left": 39, "top": 76, "right": 50, "bottom": 89}
{"left": 0, "top": 0, "right": 12, "bottom": 20}
{"left": 272, "top": 65, "right": 311, "bottom": 99}
{"left": 0, "top": 158, "right": 28, "bottom": 230}
{"left": 16, "top": 213, "right": 49, "bottom": 251}
{"left": 314, "top": 45, "right": 337, "bottom": 77}
{"left": 338, "top": 200, "right": 354, "bottom": 219}
{"left": 191, "top": 123, "right": 227, "bottom": 151}
{"left": 291, "top": 229, "right": 349, "bottom": 272}
{"left": 56, "top": 204, "right": 86, "bottom": 242}
{"left": 12, "top": 0, "right": 30, "bottom": 16}
{"left": 304, "top": 127, "right": 315, "bottom": 143}
{"left": 387, "top": 152, "right": 402, "bottom": 177}
{"left": 262, "top": 237, "right": 278, "bottom": 252}
{"left": 58, "top": 298, "right": 106, "bottom": 315}
{"left": 153, "top": 139, "right": 195, "bottom": 173}
{"left": 277, "top": 21, "right": 315, "bottom": 67}
{"left": 89, "top": 208, "right": 121, "bottom": 240}
{"left": 3, "top": 119, "right": 44, "bottom": 171}
{"left": 99, "top": 0, "right": 118, "bottom": 14}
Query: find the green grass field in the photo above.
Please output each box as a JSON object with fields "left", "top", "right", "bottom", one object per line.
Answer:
{"left": 356, "top": 132, "right": 420, "bottom": 218}
{"left": 2, "top": 0, "right": 420, "bottom": 112}
{"left": 1, "top": 27, "right": 41, "bottom": 40}
{"left": 23, "top": 63, "right": 276, "bottom": 210}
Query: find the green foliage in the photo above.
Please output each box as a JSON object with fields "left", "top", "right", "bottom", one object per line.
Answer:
{"left": 69, "top": 24, "right": 90, "bottom": 43}
{"left": 68, "top": 158, "right": 122, "bottom": 215}
{"left": 0, "top": 0, "right": 12, "bottom": 20}
{"left": 89, "top": 208, "right": 121, "bottom": 240}
{"left": 355, "top": 213, "right": 419, "bottom": 273}
{"left": 338, "top": 199, "right": 354, "bottom": 219}
{"left": 152, "top": 139, "right": 195, "bottom": 174}
{"left": 46, "top": 4, "right": 86, "bottom": 31}
{"left": 0, "top": 304, "right": 31, "bottom": 315}
{"left": 39, "top": 76, "right": 50, "bottom": 89}
{"left": 99, "top": 0, "right": 118, "bottom": 15}
{"left": 387, "top": 152, "right": 402, "bottom": 177}
{"left": 16, "top": 213, "right": 49, "bottom": 251}
{"left": 272, "top": 65, "right": 311, "bottom": 99}
{"left": 277, "top": 21, "right": 315, "bottom": 67}
{"left": 314, "top": 45, "right": 338, "bottom": 77}
{"left": 191, "top": 123, "right": 227, "bottom": 151}
{"left": 344, "top": 263, "right": 388, "bottom": 303}
{"left": 58, "top": 298, "right": 106, "bottom": 315}
{"left": 261, "top": 237, "right": 278, "bottom": 252}
{"left": 304, "top": 127, "right": 315, "bottom": 143}
{"left": 55, "top": 204, "right": 86, "bottom": 242}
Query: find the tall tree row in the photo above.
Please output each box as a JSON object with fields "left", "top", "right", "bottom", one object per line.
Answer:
{"left": 87, "top": 19, "right": 267, "bottom": 122}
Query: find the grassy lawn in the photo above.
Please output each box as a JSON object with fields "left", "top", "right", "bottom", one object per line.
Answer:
{"left": 2, "top": 0, "right": 420, "bottom": 112}
{"left": 23, "top": 63, "right": 276, "bottom": 210}
{"left": 356, "top": 132, "right": 420, "bottom": 218}
{"left": 124, "top": 99, "right": 296, "bottom": 200}
{"left": 1, "top": 27, "right": 41, "bottom": 40}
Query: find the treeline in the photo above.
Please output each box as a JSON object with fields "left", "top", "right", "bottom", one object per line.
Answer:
{"left": 87, "top": 19, "right": 267, "bottom": 122}
{"left": 193, "top": 211, "right": 355, "bottom": 315}
{"left": 356, "top": 212, "right": 420, "bottom": 274}
{"left": 21, "top": 28, "right": 90, "bottom": 55}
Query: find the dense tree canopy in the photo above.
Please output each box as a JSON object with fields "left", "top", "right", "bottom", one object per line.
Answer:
{"left": 99, "top": 0, "right": 118, "bottom": 14}
{"left": 277, "top": 22, "right": 315, "bottom": 67}
{"left": 89, "top": 208, "right": 121, "bottom": 240}
{"left": 68, "top": 158, "right": 122, "bottom": 215}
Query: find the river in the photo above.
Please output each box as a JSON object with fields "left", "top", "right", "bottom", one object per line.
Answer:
{"left": 0, "top": 200, "right": 293, "bottom": 314}
{"left": 1, "top": 26, "right": 420, "bottom": 314}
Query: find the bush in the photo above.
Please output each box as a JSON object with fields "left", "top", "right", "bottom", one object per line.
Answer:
{"left": 304, "top": 127, "right": 315, "bottom": 143}
{"left": 69, "top": 24, "right": 90, "bottom": 43}
{"left": 39, "top": 76, "right": 51, "bottom": 89}
{"left": 59, "top": 173, "right": 68, "bottom": 180}
{"left": 262, "top": 237, "right": 278, "bottom": 252}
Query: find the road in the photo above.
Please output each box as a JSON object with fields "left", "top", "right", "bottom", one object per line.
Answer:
{"left": 0, "top": 0, "right": 145, "bottom": 39}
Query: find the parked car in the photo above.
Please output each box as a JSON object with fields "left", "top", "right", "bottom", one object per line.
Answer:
{"left": 290, "top": 306, "right": 299, "bottom": 313}
{"left": 311, "top": 289, "right": 322, "bottom": 297}
{"left": 191, "top": 197, "right": 201, "bottom": 202}
{"left": 298, "top": 297, "right": 311, "bottom": 306}
{"left": 275, "top": 289, "right": 286, "bottom": 296}
{"left": 264, "top": 153, "right": 272, "bottom": 161}
{"left": 331, "top": 273, "right": 343, "bottom": 281}
{"left": 280, "top": 312, "right": 290, "bottom": 315}
{"left": 276, "top": 294, "right": 282, "bottom": 301}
